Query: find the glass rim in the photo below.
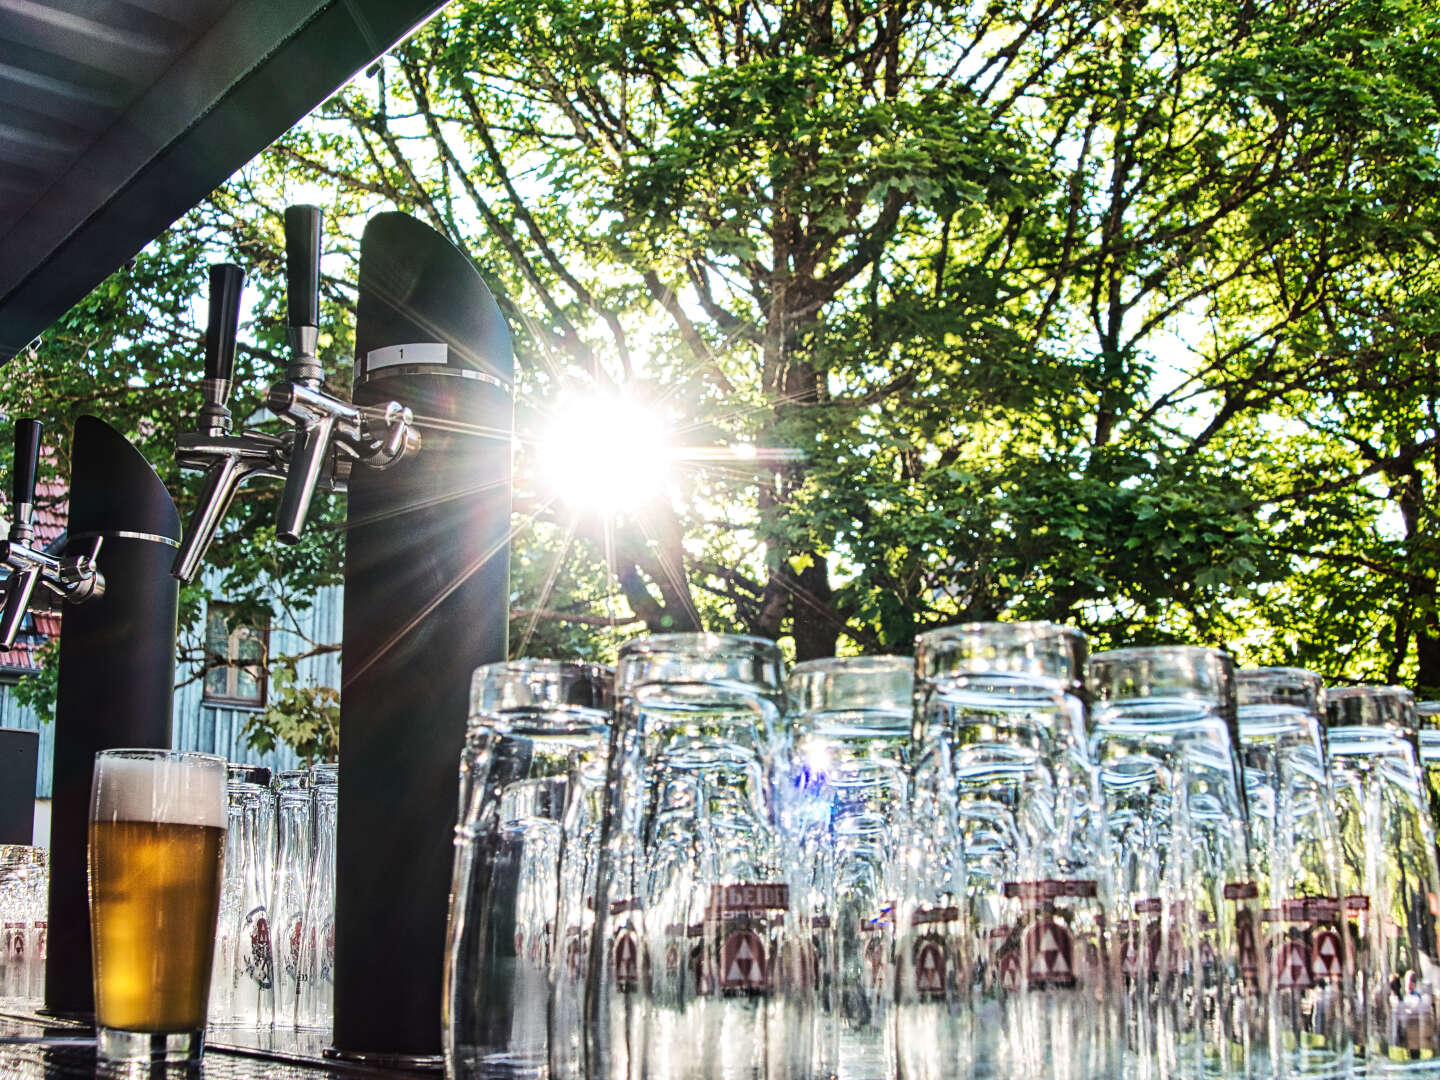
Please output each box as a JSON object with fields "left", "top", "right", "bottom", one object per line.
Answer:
{"left": 1323, "top": 684, "right": 1416, "bottom": 735}
{"left": 1236, "top": 665, "right": 1325, "bottom": 713}
{"left": 914, "top": 620, "right": 1086, "bottom": 690}
{"left": 470, "top": 657, "right": 614, "bottom": 717}
{"left": 915, "top": 620, "right": 1086, "bottom": 647}
{"left": 1419, "top": 699, "right": 1440, "bottom": 728}
{"left": 309, "top": 762, "right": 339, "bottom": 785}
{"left": 1089, "top": 644, "right": 1231, "bottom": 665}
{"left": 787, "top": 654, "right": 913, "bottom": 716}
{"left": 472, "top": 658, "right": 615, "bottom": 679}
{"left": 1327, "top": 684, "right": 1412, "bottom": 704}
{"left": 618, "top": 631, "right": 782, "bottom": 660}
{"left": 1237, "top": 665, "right": 1324, "bottom": 682}
{"left": 95, "top": 748, "right": 225, "bottom": 767}
{"left": 788, "top": 654, "right": 912, "bottom": 676}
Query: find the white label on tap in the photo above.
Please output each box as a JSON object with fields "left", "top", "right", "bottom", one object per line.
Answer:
{"left": 365, "top": 342, "right": 448, "bottom": 372}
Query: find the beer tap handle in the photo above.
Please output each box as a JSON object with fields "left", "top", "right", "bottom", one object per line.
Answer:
{"left": 10, "top": 419, "right": 40, "bottom": 544}
{"left": 284, "top": 205, "right": 323, "bottom": 385}
{"left": 199, "top": 264, "right": 245, "bottom": 436}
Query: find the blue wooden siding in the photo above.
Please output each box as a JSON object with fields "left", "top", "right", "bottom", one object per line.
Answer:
{"left": 0, "top": 683, "right": 55, "bottom": 797}
{"left": 0, "top": 581, "right": 343, "bottom": 797}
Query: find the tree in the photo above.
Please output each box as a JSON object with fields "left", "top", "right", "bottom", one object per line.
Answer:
{"left": 259, "top": 0, "right": 1440, "bottom": 675}
{"left": 5, "top": 0, "right": 1440, "bottom": 739}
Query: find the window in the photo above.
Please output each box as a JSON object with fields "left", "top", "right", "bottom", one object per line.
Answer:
{"left": 203, "top": 605, "right": 268, "bottom": 705}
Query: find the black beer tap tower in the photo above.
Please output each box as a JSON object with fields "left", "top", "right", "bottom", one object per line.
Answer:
{"left": 43, "top": 416, "right": 182, "bottom": 1016}
{"left": 330, "top": 212, "right": 513, "bottom": 1066}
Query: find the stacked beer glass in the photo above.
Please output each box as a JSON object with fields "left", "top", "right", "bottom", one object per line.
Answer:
{"left": 445, "top": 629, "right": 1440, "bottom": 1079}
{"left": 0, "top": 844, "right": 46, "bottom": 1002}
{"left": 208, "top": 759, "right": 338, "bottom": 1033}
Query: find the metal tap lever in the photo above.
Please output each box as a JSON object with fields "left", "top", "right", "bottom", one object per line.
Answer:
{"left": 1, "top": 420, "right": 106, "bottom": 647}
{"left": 172, "top": 264, "right": 290, "bottom": 583}
{"left": 269, "top": 206, "right": 419, "bottom": 544}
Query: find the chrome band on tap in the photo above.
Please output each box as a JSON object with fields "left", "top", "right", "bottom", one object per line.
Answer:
{"left": 69, "top": 529, "right": 181, "bottom": 550}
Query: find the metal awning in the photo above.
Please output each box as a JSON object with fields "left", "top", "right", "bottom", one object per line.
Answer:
{"left": 0, "top": 0, "right": 450, "bottom": 362}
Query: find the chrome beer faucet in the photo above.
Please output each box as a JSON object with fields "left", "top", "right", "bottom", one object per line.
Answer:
{"left": 265, "top": 206, "right": 419, "bottom": 544}
{"left": 171, "top": 263, "right": 289, "bottom": 582}
{"left": 0, "top": 420, "right": 104, "bottom": 647}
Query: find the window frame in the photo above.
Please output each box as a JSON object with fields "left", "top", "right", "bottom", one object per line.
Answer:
{"left": 201, "top": 604, "right": 269, "bottom": 708}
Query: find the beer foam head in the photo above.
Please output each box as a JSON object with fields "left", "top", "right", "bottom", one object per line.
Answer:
{"left": 92, "top": 753, "right": 226, "bottom": 829}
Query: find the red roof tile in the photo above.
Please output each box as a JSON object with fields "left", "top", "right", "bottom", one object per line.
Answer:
{"left": 28, "top": 476, "right": 68, "bottom": 551}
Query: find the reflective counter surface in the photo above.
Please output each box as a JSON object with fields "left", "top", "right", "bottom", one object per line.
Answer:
{"left": 0, "top": 1004, "right": 428, "bottom": 1077}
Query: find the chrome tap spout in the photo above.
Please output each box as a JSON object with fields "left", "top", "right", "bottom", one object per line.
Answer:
{"left": 1, "top": 421, "right": 105, "bottom": 647}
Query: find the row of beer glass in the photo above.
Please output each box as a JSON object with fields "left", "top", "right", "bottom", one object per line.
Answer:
{"left": 443, "top": 627, "right": 1440, "bottom": 1079}
{"left": 209, "top": 761, "right": 336, "bottom": 1031}
{"left": 0, "top": 845, "right": 46, "bottom": 1002}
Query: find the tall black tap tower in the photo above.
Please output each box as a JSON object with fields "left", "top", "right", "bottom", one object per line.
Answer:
{"left": 44, "top": 416, "right": 181, "bottom": 1016}
{"left": 332, "top": 213, "right": 514, "bottom": 1064}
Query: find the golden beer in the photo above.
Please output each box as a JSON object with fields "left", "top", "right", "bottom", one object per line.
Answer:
{"left": 88, "top": 749, "right": 227, "bottom": 1062}
{"left": 89, "top": 819, "right": 224, "bottom": 1031}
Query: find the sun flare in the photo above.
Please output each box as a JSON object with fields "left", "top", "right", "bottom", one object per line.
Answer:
{"left": 537, "top": 392, "right": 672, "bottom": 513}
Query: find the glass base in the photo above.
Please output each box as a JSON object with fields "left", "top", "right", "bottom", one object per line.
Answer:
{"left": 97, "top": 1026, "right": 204, "bottom": 1066}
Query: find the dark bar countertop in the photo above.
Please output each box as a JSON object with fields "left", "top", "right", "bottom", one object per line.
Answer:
{"left": 0, "top": 1005, "right": 425, "bottom": 1077}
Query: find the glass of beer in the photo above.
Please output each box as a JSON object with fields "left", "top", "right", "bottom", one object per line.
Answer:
{"left": 89, "top": 749, "right": 227, "bottom": 1064}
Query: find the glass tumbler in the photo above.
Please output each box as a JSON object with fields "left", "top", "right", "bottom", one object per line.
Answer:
{"left": 1418, "top": 701, "right": 1440, "bottom": 868}
{"left": 1236, "top": 667, "right": 1351, "bottom": 1079}
{"left": 1089, "top": 646, "right": 1258, "bottom": 1080}
{"left": 89, "top": 749, "right": 227, "bottom": 1065}
{"left": 787, "top": 655, "right": 912, "bottom": 1080}
{"left": 443, "top": 659, "right": 612, "bottom": 1080}
{"left": 902, "top": 621, "right": 1115, "bottom": 1080}
{"left": 1324, "top": 686, "right": 1440, "bottom": 1072}
{"left": 0, "top": 845, "right": 46, "bottom": 1002}
{"left": 272, "top": 769, "right": 312, "bottom": 1029}
{"left": 296, "top": 762, "right": 337, "bottom": 1031}
{"left": 586, "top": 633, "right": 803, "bottom": 1080}
{"left": 211, "top": 763, "right": 275, "bottom": 1028}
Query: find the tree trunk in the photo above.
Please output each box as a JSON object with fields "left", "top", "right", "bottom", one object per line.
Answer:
{"left": 792, "top": 556, "right": 838, "bottom": 660}
{"left": 1397, "top": 465, "right": 1440, "bottom": 689}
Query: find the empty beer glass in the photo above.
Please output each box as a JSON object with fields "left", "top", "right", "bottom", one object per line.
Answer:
{"left": 787, "top": 655, "right": 912, "bottom": 1080}
{"left": 586, "top": 633, "right": 803, "bottom": 1080}
{"left": 1324, "top": 686, "right": 1440, "bottom": 1071}
{"left": 444, "top": 659, "right": 612, "bottom": 1079}
{"left": 296, "top": 762, "right": 337, "bottom": 1031}
{"left": 903, "top": 622, "right": 1114, "bottom": 1080}
{"left": 89, "top": 749, "right": 227, "bottom": 1064}
{"left": 0, "top": 845, "right": 46, "bottom": 1002}
{"left": 552, "top": 699, "right": 621, "bottom": 1080}
{"left": 1419, "top": 701, "right": 1440, "bottom": 862}
{"left": 1089, "top": 646, "right": 1257, "bottom": 1080}
{"left": 272, "top": 770, "right": 312, "bottom": 1029}
{"left": 211, "top": 764, "right": 275, "bottom": 1028}
{"left": 1236, "top": 668, "right": 1351, "bottom": 1078}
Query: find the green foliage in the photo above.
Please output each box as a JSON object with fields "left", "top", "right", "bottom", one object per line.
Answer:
{"left": 12, "top": 642, "right": 58, "bottom": 725}
{"left": 241, "top": 661, "right": 339, "bottom": 767}
{"left": 7, "top": 0, "right": 1440, "bottom": 738}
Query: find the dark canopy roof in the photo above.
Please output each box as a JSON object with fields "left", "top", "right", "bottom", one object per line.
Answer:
{"left": 0, "top": 0, "right": 449, "bottom": 363}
